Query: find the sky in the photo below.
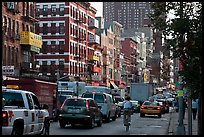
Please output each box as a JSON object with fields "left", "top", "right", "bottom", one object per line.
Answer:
{"left": 90, "top": 2, "right": 103, "bottom": 17}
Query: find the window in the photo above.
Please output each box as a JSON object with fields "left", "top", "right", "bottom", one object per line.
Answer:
{"left": 51, "top": 46, "right": 55, "bottom": 54}
{"left": 42, "top": 41, "right": 47, "bottom": 53}
{"left": 22, "top": 23, "right": 25, "bottom": 31}
{"left": 59, "top": 41, "right": 64, "bottom": 54}
{"left": 36, "top": 5, "right": 40, "bottom": 17}
{"left": 31, "top": 94, "right": 40, "bottom": 109}
{"left": 30, "top": 26, "right": 34, "bottom": 32}
{"left": 30, "top": 4, "right": 34, "bottom": 17}
{"left": 26, "top": 93, "right": 33, "bottom": 109}
{"left": 59, "top": 4, "right": 64, "bottom": 16}
{"left": 51, "top": 5, "right": 56, "bottom": 16}
{"left": 16, "top": 21, "right": 19, "bottom": 34}
{"left": 70, "top": 24, "right": 73, "bottom": 35}
{"left": 51, "top": 23, "right": 56, "bottom": 34}
{"left": 43, "top": 23, "right": 48, "bottom": 35}
{"left": 2, "top": 92, "right": 25, "bottom": 108}
{"left": 25, "top": 25, "right": 29, "bottom": 31}
{"left": 43, "top": 5, "right": 48, "bottom": 16}
{"left": 8, "top": 18, "right": 11, "bottom": 36}
{"left": 51, "top": 41, "right": 56, "bottom": 46}
{"left": 12, "top": 20, "right": 15, "bottom": 37}
{"left": 11, "top": 47, "right": 14, "bottom": 65}
{"left": 59, "top": 61, "right": 64, "bottom": 70}
{"left": 59, "top": 23, "right": 64, "bottom": 34}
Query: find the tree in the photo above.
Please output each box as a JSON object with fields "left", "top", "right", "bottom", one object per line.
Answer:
{"left": 149, "top": 2, "right": 202, "bottom": 135}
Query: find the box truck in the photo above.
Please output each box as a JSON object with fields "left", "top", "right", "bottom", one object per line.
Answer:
{"left": 130, "top": 83, "right": 154, "bottom": 102}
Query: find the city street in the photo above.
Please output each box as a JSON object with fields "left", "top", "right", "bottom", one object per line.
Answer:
{"left": 50, "top": 113, "right": 171, "bottom": 135}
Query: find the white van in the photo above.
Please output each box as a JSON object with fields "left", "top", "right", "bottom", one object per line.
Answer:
{"left": 81, "top": 92, "right": 117, "bottom": 122}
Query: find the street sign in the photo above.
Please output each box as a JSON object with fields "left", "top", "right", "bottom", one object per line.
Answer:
{"left": 2, "top": 66, "right": 14, "bottom": 75}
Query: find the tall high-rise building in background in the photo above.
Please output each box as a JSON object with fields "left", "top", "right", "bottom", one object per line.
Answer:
{"left": 103, "top": 2, "right": 153, "bottom": 29}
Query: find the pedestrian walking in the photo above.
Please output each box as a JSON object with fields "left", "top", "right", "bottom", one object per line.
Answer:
{"left": 191, "top": 99, "right": 198, "bottom": 120}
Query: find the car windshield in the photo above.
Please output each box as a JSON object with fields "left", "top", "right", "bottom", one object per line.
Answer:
{"left": 2, "top": 92, "right": 25, "bottom": 107}
{"left": 94, "top": 94, "right": 104, "bottom": 103}
{"left": 83, "top": 93, "right": 93, "bottom": 98}
{"left": 64, "top": 99, "right": 86, "bottom": 106}
{"left": 115, "top": 97, "right": 123, "bottom": 102}
{"left": 143, "top": 101, "right": 151, "bottom": 105}
{"left": 151, "top": 102, "right": 159, "bottom": 106}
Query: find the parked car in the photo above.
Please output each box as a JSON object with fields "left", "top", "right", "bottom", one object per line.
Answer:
{"left": 117, "top": 101, "right": 124, "bottom": 115}
{"left": 113, "top": 96, "right": 123, "bottom": 117}
{"left": 140, "top": 101, "right": 162, "bottom": 118}
{"left": 58, "top": 97, "right": 102, "bottom": 129}
{"left": 130, "top": 100, "right": 140, "bottom": 113}
{"left": 81, "top": 92, "right": 117, "bottom": 122}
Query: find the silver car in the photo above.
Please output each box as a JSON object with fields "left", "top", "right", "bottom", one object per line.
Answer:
{"left": 82, "top": 92, "right": 117, "bottom": 122}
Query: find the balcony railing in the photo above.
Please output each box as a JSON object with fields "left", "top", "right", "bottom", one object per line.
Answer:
{"left": 88, "top": 34, "right": 100, "bottom": 44}
{"left": 88, "top": 18, "right": 98, "bottom": 29}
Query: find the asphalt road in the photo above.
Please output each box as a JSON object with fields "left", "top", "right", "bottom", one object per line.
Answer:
{"left": 50, "top": 112, "right": 171, "bottom": 135}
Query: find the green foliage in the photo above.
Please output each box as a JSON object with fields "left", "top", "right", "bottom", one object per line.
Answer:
{"left": 149, "top": 2, "right": 202, "bottom": 97}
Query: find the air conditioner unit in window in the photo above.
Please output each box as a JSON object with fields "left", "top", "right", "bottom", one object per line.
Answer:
{"left": 7, "top": 2, "right": 14, "bottom": 10}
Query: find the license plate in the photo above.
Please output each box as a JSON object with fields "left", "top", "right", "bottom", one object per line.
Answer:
{"left": 148, "top": 108, "right": 153, "bottom": 110}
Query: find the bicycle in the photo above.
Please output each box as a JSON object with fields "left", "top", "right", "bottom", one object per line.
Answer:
{"left": 123, "top": 108, "right": 132, "bottom": 132}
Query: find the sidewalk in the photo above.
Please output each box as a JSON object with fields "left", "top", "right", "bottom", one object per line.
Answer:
{"left": 168, "top": 108, "right": 198, "bottom": 135}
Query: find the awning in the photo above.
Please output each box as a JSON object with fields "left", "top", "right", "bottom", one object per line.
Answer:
{"left": 110, "top": 81, "right": 118, "bottom": 89}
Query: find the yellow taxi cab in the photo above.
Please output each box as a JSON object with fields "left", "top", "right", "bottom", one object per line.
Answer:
{"left": 140, "top": 101, "right": 162, "bottom": 118}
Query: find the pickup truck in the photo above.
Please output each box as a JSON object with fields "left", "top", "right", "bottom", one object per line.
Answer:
{"left": 2, "top": 87, "right": 50, "bottom": 135}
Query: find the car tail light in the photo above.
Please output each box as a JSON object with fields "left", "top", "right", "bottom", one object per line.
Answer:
{"left": 59, "top": 108, "right": 65, "bottom": 113}
{"left": 157, "top": 106, "right": 161, "bottom": 110}
{"left": 141, "top": 106, "right": 144, "bottom": 109}
{"left": 86, "top": 101, "right": 89, "bottom": 110}
{"left": 2, "top": 111, "right": 8, "bottom": 126}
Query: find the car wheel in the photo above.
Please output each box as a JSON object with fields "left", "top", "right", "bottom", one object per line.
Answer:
{"left": 88, "top": 117, "right": 95, "bottom": 129}
{"left": 59, "top": 120, "right": 66, "bottom": 128}
{"left": 105, "top": 113, "right": 110, "bottom": 123}
{"left": 140, "top": 113, "right": 145, "bottom": 117}
{"left": 112, "top": 112, "right": 117, "bottom": 121}
{"left": 158, "top": 114, "right": 162, "bottom": 118}
{"left": 97, "top": 116, "right": 102, "bottom": 127}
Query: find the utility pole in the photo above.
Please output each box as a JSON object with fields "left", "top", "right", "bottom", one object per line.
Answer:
{"left": 187, "top": 91, "right": 192, "bottom": 135}
{"left": 176, "top": 84, "right": 185, "bottom": 135}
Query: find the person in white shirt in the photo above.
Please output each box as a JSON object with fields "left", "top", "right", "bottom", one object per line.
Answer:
{"left": 123, "top": 96, "right": 132, "bottom": 125}
{"left": 192, "top": 99, "right": 198, "bottom": 120}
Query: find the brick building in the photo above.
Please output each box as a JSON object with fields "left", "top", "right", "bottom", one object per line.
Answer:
{"left": 2, "top": 2, "right": 40, "bottom": 76}
{"left": 35, "top": 2, "right": 101, "bottom": 85}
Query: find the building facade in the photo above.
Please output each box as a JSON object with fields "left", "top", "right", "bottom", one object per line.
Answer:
{"left": 121, "top": 38, "right": 138, "bottom": 86}
{"left": 103, "top": 2, "right": 153, "bottom": 29}
{"left": 2, "top": 2, "right": 41, "bottom": 77}
{"left": 35, "top": 2, "right": 101, "bottom": 85}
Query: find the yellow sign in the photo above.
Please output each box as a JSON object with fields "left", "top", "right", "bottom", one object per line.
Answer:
{"left": 6, "top": 85, "right": 19, "bottom": 89}
{"left": 177, "top": 90, "right": 184, "bottom": 97}
{"left": 20, "top": 31, "right": 42, "bottom": 48}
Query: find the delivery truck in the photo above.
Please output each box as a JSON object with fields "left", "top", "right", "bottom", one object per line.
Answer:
{"left": 130, "top": 83, "right": 154, "bottom": 102}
